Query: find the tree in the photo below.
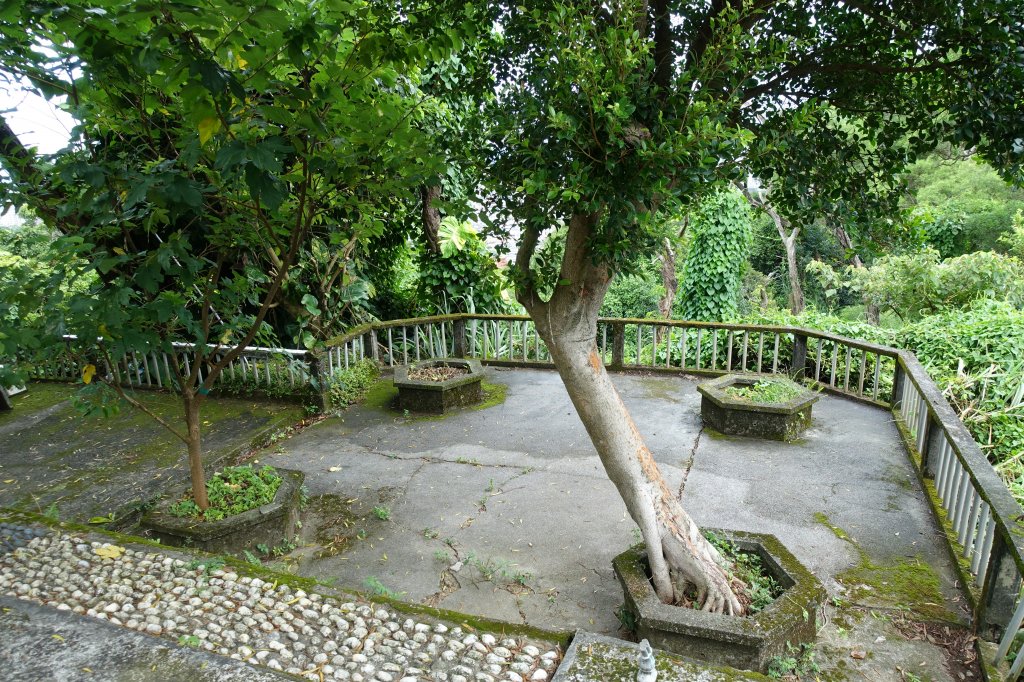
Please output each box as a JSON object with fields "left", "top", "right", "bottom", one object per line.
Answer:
{"left": 481, "top": 0, "right": 1024, "bottom": 612}
{"left": 0, "top": 0, "right": 467, "bottom": 509}
{"left": 742, "top": 186, "right": 804, "bottom": 315}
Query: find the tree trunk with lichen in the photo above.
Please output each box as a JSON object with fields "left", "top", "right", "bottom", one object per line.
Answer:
{"left": 518, "top": 213, "right": 744, "bottom": 615}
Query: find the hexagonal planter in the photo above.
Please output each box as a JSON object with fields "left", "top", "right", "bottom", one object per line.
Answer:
{"left": 141, "top": 468, "right": 304, "bottom": 555}
{"left": 394, "top": 358, "right": 484, "bottom": 414}
{"left": 697, "top": 374, "right": 818, "bottom": 441}
{"left": 612, "top": 529, "right": 824, "bottom": 673}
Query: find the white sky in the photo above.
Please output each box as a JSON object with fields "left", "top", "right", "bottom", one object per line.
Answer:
{"left": 1, "top": 82, "right": 74, "bottom": 227}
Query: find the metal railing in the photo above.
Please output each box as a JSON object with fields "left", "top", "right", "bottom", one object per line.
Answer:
{"left": 22, "top": 314, "right": 1024, "bottom": 677}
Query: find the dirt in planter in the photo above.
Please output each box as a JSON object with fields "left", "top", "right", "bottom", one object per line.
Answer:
{"left": 408, "top": 365, "right": 469, "bottom": 382}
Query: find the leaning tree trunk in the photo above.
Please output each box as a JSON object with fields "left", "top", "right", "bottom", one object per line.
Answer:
{"left": 519, "top": 213, "right": 744, "bottom": 615}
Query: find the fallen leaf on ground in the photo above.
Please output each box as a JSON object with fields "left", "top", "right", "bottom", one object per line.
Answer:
{"left": 850, "top": 650, "right": 867, "bottom": 659}
{"left": 94, "top": 545, "right": 125, "bottom": 560}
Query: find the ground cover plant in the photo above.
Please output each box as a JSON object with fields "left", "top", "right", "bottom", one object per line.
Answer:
{"left": 169, "top": 465, "right": 282, "bottom": 522}
{"left": 724, "top": 380, "right": 805, "bottom": 405}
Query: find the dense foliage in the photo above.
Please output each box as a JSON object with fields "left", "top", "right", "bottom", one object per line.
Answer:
{"left": 678, "top": 190, "right": 753, "bottom": 321}
{"left": 169, "top": 465, "right": 282, "bottom": 521}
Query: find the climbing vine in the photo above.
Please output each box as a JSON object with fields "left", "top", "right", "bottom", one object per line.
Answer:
{"left": 678, "top": 189, "right": 753, "bottom": 321}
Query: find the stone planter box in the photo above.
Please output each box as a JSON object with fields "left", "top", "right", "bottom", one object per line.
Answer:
{"left": 612, "top": 529, "right": 824, "bottom": 673}
{"left": 141, "top": 468, "right": 304, "bottom": 555}
{"left": 697, "top": 374, "right": 818, "bottom": 441}
{"left": 394, "top": 358, "right": 484, "bottom": 414}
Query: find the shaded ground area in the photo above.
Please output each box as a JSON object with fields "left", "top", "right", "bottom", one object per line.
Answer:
{"left": 260, "top": 367, "right": 979, "bottom": 680}
{"left": 0, "top": 383, "right": 304, "bottom": 524}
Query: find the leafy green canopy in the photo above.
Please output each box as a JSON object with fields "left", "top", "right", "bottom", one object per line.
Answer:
{"left": 0, "top": 0, "right": 480, "bottom": 386}
{"left": 480, "top": 1, "right": 1023, "bottom": 287}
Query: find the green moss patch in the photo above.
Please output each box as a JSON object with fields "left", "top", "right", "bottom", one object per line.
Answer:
{"left": 815, "top": 513, "right": 959, "bottom": 623}
{"left": 2, "top": 382, "right": 72, "bottom": 413}
{"left": 1, "top": 383, "right": 304, "bottom": 524}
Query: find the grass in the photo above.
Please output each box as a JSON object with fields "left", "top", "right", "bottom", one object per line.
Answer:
{"left": 724, "top": 379, "right": 805, "bottom": 404}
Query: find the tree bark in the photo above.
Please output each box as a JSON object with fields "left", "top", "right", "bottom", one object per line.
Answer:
{"left": 657, "top": 237, "right": 678, "bottom": 320}
{"left": 182, "top": 391, "right": 210, "bottom": 510}
{"left": 831, "top": 222, "right": 880, "bottom": 325}
{"left": 762, "top": 206, "right": 804, "bottom": 315}
{"left": 419, "top": 184, "right": 442, "bottom": 254}
{"left": 519, "top": 213, "right": 744, "bottom": 615}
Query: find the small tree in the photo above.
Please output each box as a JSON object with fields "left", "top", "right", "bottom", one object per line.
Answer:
{"left": 0, "top": 0, "right": 457, "bottom": 509}
{"left": 481, "top": 0, "right": 1024, "bottom": 612}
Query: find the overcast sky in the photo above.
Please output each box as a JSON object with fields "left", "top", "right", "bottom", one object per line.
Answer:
{"left": 1, "top": 82, "right": 74, "bottom": 226}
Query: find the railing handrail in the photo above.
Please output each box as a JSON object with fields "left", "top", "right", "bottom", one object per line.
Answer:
{"left": 898, "top": 351, "right": 1024, "bottom": 574}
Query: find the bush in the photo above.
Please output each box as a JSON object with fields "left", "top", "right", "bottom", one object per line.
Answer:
{"left": 897, "top": 302, "right": 1024, "bottom": 488}
{"left": 326, "top": 359, "right": 380, "bottom": 409}
{"left": 848, "top": 248, "right": 1024, "bottom": 321}
{"left": 678, "top": 189, "right": 753, "bottom": 321}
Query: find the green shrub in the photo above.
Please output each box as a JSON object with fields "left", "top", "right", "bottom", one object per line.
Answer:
{"left": 326, "top": 359, "right": 380, "bottom": 409}
{"left": 725, "top": 379, "right": 806, "bottom": 404}
{"left": 169, "top": 465, "right": 282, "bottom": 521}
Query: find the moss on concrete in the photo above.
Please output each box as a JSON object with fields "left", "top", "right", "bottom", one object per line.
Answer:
{"left": 2, "top": 383, "right": 304, "bottom": 524}
{"left": 814, "top": 512, "right": 851, "bottom": 542}
{"left": 814, "top": 513, "right": 959, "bottom": 624}
{"left": 1, "top": 382, "right": 72, "bottom": 413}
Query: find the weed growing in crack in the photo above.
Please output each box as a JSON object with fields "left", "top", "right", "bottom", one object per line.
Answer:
{"left": 364, "top": 576, "right": 403, "bottom": 599}
{"left": 372, "top": 505, "right": 391, "bottom": 521}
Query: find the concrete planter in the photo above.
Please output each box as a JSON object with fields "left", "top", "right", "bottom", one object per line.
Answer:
{"left": 141, "top": 468, "right": 304, "bottom": 555}
{"left": 697, "top": 374, "right": 818, "bottom": 441}
{"left": 394, "top": 358, "right": 484, "bottom": 414}
{"left": 612, "top": 529, "right": 824, "bottom": 673}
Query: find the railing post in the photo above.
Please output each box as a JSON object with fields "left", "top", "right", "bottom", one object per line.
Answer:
{"left": 978, "top": 530, "right": 1022, "bottom": 640}
{"left": 612, "top": 322, "right": 625, "bottom": 369}
{"left": 891, "top": 358, "right": 907, "bottom": 410}
{"left": 453, "top": 319, "right": 467, "bottom": 358}
{"left": 307, "top": 352, "right": 329, "bottom": 413}
{"left": 921, "top": 416, "right": 942, "bottom": 475}
{"left": 363, "top": 330, "right": 378, "bottom": 363}
{"left": 790, "top": 333, "right": 808, "bottom": 380}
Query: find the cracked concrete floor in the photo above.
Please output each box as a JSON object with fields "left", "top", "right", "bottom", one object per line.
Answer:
{"left": 257, "top": 367, "right": 976, "bottom": 679}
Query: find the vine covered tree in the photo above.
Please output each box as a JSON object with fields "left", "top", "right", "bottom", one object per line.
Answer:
{"left": 483, "top": 0, "right": 1024, "bottom": 612}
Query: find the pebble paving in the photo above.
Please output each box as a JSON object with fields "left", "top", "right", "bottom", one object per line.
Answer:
{"left": 0, "top": 524, "right": 562, "bottom": 681}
